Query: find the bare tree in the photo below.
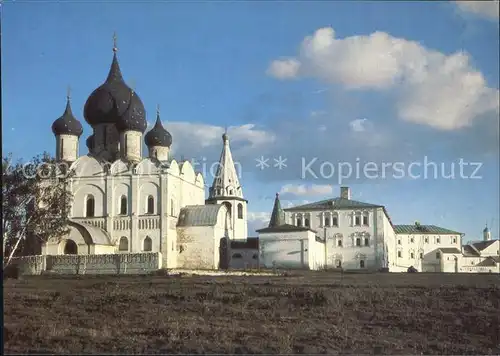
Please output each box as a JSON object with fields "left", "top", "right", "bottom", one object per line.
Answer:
{"left": 2, "top": 152, "right": 73, "bottom": 269}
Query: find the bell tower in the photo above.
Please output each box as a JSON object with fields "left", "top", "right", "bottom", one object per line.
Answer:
{"left": 205, "top": 130, "right": 247, "bottom": 240}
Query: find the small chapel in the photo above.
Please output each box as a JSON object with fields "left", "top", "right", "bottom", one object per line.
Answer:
{"left": 41, "top": 36, "right": 248, "bottom": 270}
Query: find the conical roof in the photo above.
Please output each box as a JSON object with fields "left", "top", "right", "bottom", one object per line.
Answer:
{"left": 268, "top": 193, "right": 285, "bottom": 228}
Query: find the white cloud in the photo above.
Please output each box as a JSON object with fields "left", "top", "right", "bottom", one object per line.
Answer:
{"left": 164, "top": 122, "right": 275, "bottom": 156}
{"left": 280, "top": 183, "right": 333, "bottom": 196}
{"left": 268, "top": 27, "right": 499, "bottom": 131}
{"left": 247, "top": 211, "right": 271, "bottom": 235}
{"left": 455, "top": 1, "right": 500, "bottom": 20}
{"left": 349, "top": 118, "right": 369, "bottom": 132}
{"left": 310, "top": 110, "right": 327, "bottom": 118}
{"left": 266, "top": 58, "right": 301, "bottom": 79}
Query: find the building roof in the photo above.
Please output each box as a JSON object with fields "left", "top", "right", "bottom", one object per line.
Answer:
{"left": 86, "top": 135, "right": 94, "bottom": 150}
{"left": 394, "top": 224, "right": 462, "bottom": 235}
{"left": 257, "top": 193, "right": 316, "bottom": 234}
{"left": 462, "top": 245, "right": 480, "bottom": 257}
{"left": 52, "top": 97, "right": 83, "bottom": 137}
{"left": 476, "top": 258, "right": 497, "bottom": 267}
{"left": 176, "top": 205, "right": 224, "bottom": 227}
{"left": 471, "top": 240, "right": 497, "bottom": 251}
{"left": 144, "top": 109, "right": 172, "bottom": 148}
{"left": 208, "top": 132, "right": 243, "bottom": 200}
{"left": 69, "top": 220, "right": 112, "bottom": 245}
{"left": 268, "top": 193, "right": 285, "bottom": 228}
{"left": 438, "top": 247, "right": 462, "bottom": 254}
{"left": 284, "top": 197, "right": 382, "bottom": 211}
{"left": 283, "top": 195, "right": 396, "bottom": 230}
{"left": 230, "top": 238, "right": 259, "bottom": 249}
{"left": 256, "top": 223, "right": 314, "bottom": 234}
{"left": 115, "top": 90, "right": 147, "bottom": 133}
{"left": 83, "top": 44, "right": 146, "bottom": 132}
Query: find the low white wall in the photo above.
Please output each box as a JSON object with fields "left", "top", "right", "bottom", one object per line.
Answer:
{"left": 10, "top": 255, "right": 46, "bottom": 275}
{"left": 10, "top": 253, "right": 162, "bottom": 275}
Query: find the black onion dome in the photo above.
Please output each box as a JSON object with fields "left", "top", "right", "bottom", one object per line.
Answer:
{"left": 83, "top": 52, "right": 139, "bottom": 126}
{"left": 51, "top": 98, "right": 83, "bottom": 137}
{"left": 115, "top": 89, "right": 147, "bottom": 133}
{"left": 144, "top": 112, "right": 172, "bottom": 147}
{"left": 86, "top": 135, "right": 94, "bottom": 150}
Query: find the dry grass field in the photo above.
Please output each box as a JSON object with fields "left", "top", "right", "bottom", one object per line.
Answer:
{"left": 4, "top": 271, "right": 500, "bottom": 354}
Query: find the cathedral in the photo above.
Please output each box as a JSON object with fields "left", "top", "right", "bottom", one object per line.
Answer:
{"left": 42, "top": 37, "right": 248, "bottom": 270}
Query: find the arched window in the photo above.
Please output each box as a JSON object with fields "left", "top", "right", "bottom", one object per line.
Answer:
{"left": 325, "top": 217, "right": 330, "bottom": 227}
{"left": 363, "top": 211, "right": 369, "bottom": 226}
{"left": 119, "top": 237, "right": 128, "bottom": 251}
{"left": 86, "top": 195, "right": 95, "bottom": 217}
{"left": 305, "top": 218, "right": 310, "bottom": 227}
{"left": 354, "top": 212, "right": 361, "bottom": 226}
{"left": 223, "top": 202, "right": 232, "bottom": 219}
{"left": 237, "top": 203, "right": 243, "bottom": 219}
{"left": 64, "top": 239, "right": 78, "bottom": 255}
{"left": 147, "top": 195, "right": 154, "bottom": 214}
{"left": 332, "top": 213, "right": 339, "bottom": 227}
{"left": 143, "top": 236, "right": 152, "bottom": 252}
{"left": 232, "top": 253, "right": 242, "bottom": 259}
{"left": 120, "top": 195, "right": 127, "bottom": 215}
{"left": 297, "top": 218, "right": 302, "bottom": 227}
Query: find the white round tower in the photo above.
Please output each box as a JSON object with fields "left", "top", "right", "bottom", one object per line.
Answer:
{"left": 51, "top": 89, "right": 83, "bottom": 163}
{"left": 116, "top": 89, "right": 147, "bottom": 162}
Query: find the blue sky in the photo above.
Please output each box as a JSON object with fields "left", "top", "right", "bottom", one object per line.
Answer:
{"left": 2, "top": 1, "right": 499, "bottom": 242}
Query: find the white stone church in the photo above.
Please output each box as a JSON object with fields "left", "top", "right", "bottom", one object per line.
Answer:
{"left": 39, "top": 40, "right": 247, "bottom": 271}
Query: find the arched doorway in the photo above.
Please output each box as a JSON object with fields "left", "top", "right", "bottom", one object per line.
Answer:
{"left": 64, "top": 239, "right": 78, "bottom": 255}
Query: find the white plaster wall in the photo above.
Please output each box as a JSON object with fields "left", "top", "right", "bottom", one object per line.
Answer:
{"left": 56, "top": 134, "right": 79, "bottom": 162}
{"left": 477, "top": 240, "right": 500, "bottom": 256}
{"left": 138, "top": 182, "right": 160, "bottom": 215}
{"left": 286, "top": 208, "right": 383, "bottom": 270}
{"left": 11, "top": 256, "right": 46, "bottom": 275}
{"left": 259, "top": 231, "right": 311, "bottom": 269}
{"left": 382, "top": 211, "right": 396, "bottom": 271}
{"left": 233, "top": 201, "right": 248, "bottom": 240}
{"left": 113, "top": 182, "right": 131, "bottom": 216}
{"left": 72, "top": 183, "right": 106, "bottom": 217}
{"left": 148, "top": 146, "right": 170, "bottom": 161}
{"left": 92, "top": 245, "right": 116, "bottom": 254}
{"left": 120, "top": 131, "right": 142, "bottom": 161}
{"left": 395, "top": 233, "right": 461, "bottom": 272}
{"left": 12, "top": 253, "right": 162, "bottom": 275}
{"left": 308, "top": 235, "right": 326, "bottom": 270}
{"left": 259, "top": 238, "right": 306, "bottom": 269}
{"left": 176, "top": 226, "right": 218, "bottom": 269}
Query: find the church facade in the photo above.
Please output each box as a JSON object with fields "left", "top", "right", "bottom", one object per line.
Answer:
{"left": 41, "top": 39, "right": 248, "bottom": 270}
